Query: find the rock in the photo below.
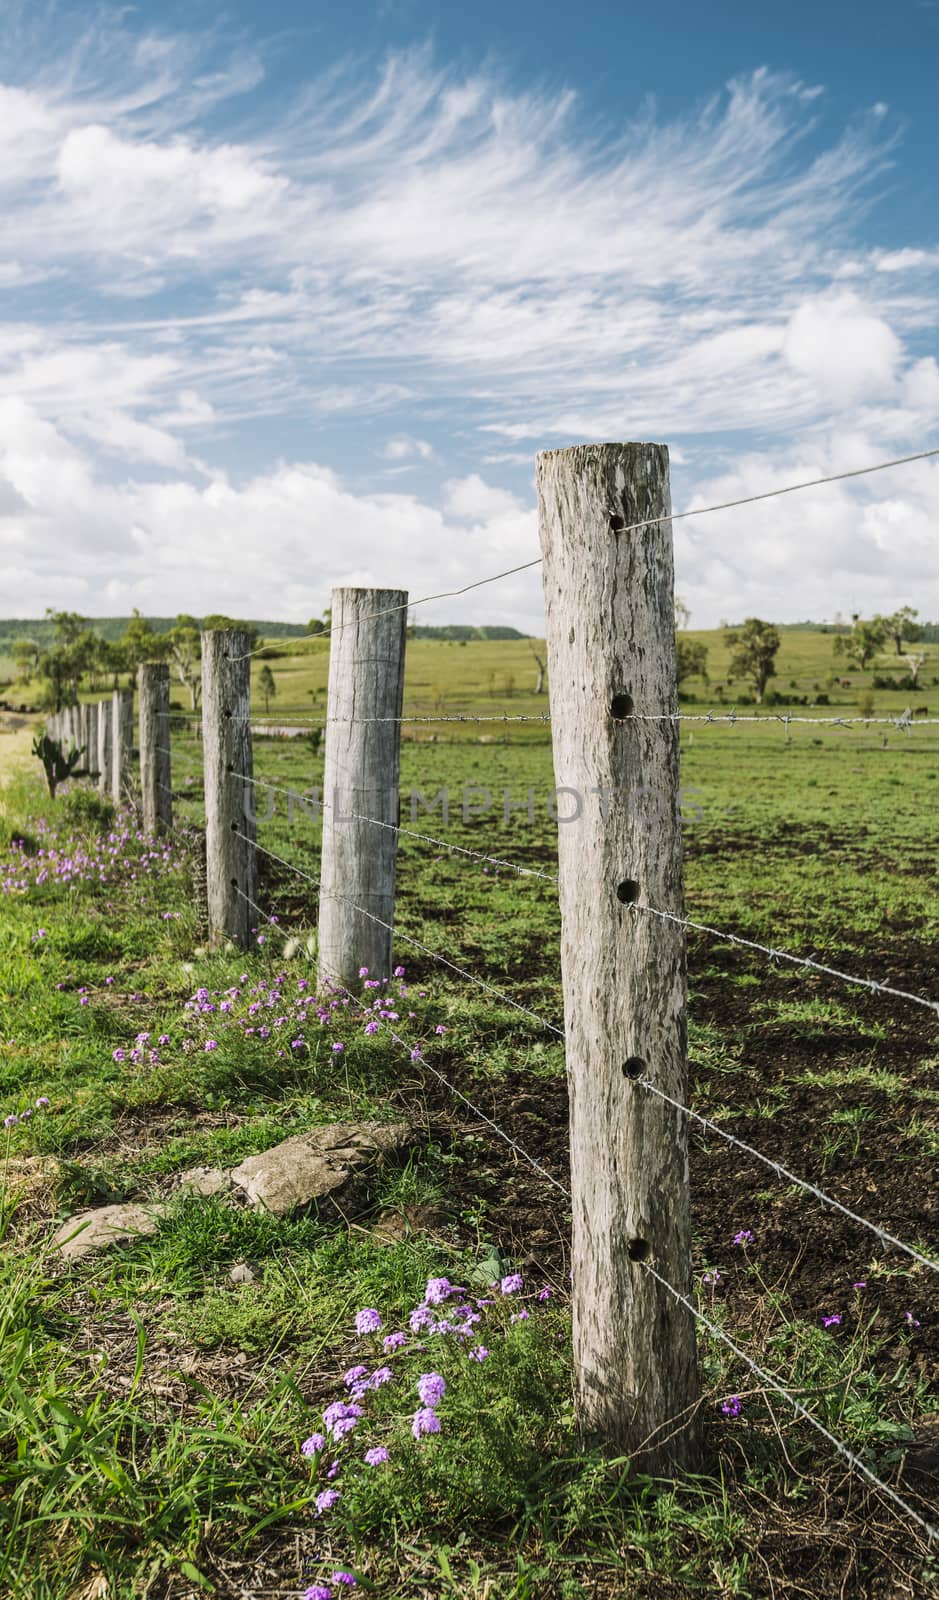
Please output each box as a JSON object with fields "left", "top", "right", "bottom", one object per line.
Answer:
{"left": 229, "top": 1121, "right": 414, "bottom": 1218}
{"left": 228, "top": 1260, "right": 259, "bottom": 1284}
{"left": 175, "top": 1165, "right": 230, "bottom": 1198}
{"left": 53, "top": 1202, "right": 165, "bottom": 1260}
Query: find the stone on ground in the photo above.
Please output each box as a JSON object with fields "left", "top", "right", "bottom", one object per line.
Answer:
{"left": 53, "top": 1202, "right": 165, "bottom": 1261}
{"left": 228, "top": 1121, "right": 414, "bottom": 1217}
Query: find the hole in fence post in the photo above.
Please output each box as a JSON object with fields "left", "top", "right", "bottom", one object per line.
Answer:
{"left": 610, "top": 693, "right": 634, "bottom": 719}
{"left": 617, "top": 880, "right": 640, "bottom": 904}
{"left": 230, "top": 876, "right": 238, "bottom": 888}
{"left": 627, "top": 1238, "right": 651, "bottom": 1263}
{"left": 609, "top": 512, "right": 625, "bottom": 532}
{"left": 622, "top": 1057, "right": 645, "bottom": 1079}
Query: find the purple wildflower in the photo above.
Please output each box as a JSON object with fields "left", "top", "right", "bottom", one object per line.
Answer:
{"left": 412, "top": 1407, "right": 441, "bottom": 1439}
{"left": 416, "top": 1372, "right": 446, "bottom": 1407}
{"left": 364, "top": 1446, "right": 389, "bottom": 1466}
{"left": 301, "top": 1433, "right": 325, "bottom": 1457}
{"left": 315, "top": 1488, "right": 340, "bottom": 1516}
{"left": 354, "top": 1307, "right": 382, "bottom": 1335}
{"left": 500, "top": 1273, "right": 523, "bottom": 1295}
{"left": 721, "top": 1396, "right": 742, "bottom": 1418}
{"left": 821, "top": 1314, "right": 841, "bottom": 1329}
{"left": 733, "top": 1230, "right": 754, "bottom": 1246}
{"left": 383, "top": 1331, "right": 407, "bottom": 1352}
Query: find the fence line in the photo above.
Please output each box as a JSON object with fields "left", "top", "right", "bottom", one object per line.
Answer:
{"left": 319, "top": 711, "right": 938, "bottom": 728}
{"left": 233, "top": 878, "right": 937, "bottom": 1549}
{"left": 231, "top": 882, "right": 570, "bottom": 1196}
{"left": 232, "top": 815, "right": 937, "bottom": 1289}
{"left": 234, "top": 827, "right": 564, "bottom": 1037}
{"left": 227, "top": 442, "right": 939, "bottom": 660}
{"left": 228, "top": 777, "right": 939, "bottom": 1020}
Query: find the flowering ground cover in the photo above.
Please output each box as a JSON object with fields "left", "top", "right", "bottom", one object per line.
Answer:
{"left": 0, "top": 719, "right": 937, "bottom": 1599}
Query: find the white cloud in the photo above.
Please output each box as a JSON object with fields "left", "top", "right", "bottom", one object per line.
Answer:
{"left": 0, "top": 16, "right": 936, "bottom": 628}
{"left": 782, "top": 293, "right": 902, "bottom": 404}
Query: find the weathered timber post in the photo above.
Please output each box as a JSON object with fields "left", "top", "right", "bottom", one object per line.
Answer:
{"left": 85, "top": 702, "right": 99, "bottom": 781}
{"left": 202, "top": 630, "right": 256, "bottom": 948}
{"left": 537, "top": 442, "right": 699, "bottom": 1473}
{"left": 97, "top": 700, "right": 112, "bottom": 797}
{"left": 139, "top": 664, "right": 172, "bottom": 834}
{"left": 111, "top": 689, "right": 133, "bottom": 805}
{"left": 317, "top": 588, "right": 407, "bottom": 991}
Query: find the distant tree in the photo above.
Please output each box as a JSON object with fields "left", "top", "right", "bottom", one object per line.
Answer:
{"left": 904, "top": 651, "right": 927, "bottom": 687}
{"left": 258, "top": 664, "right": 277, "bottom": 714}
{"left": 674, "top": 596, "right": 692, "bottom": 630}
{"left": 12, "top": 639, "right": 40, "bottom": 681}
{"left": 504, "top": 672, "right": 516, "bottom": 699}
{"left": 44, "top": 608, "right": 88, "bottom": 645}
{"left": 307, "top": 618, "right": 325, "bottom": 635}
{"left": 166, "top": 616, "right": 203, "bottom": 711}
{"left": 881, "top": 606, "right": 921, "bottom": 657}
{"left": 528, "top": 641, "right": 547, "bottom": 695}
{"left": 833, "top": 618, "right": 887, "bottom": 672}
{"left": 676, "top": 638, "right": 708, "bottom": 687}
{"left": 36, "top": 640, "right": 90, "bottom": 712}
{"left": 121, "top": 609, "right": 168, "bottom": 677}
{"left": 724, "top": 618, "right": 780, "bottom": 703}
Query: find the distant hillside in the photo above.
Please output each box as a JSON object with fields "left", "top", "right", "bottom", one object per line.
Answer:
{"left": 0, "top": 617, "right": 312, "bottom": 651}
{"left": 0, "top": 617, "right": 528, "bottom": 650}
{"left": 408, "top": 624, "right": 527, "bottom": 640}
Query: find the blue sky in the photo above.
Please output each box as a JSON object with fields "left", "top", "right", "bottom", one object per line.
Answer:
{"left": 1, "top": 0, "right": 937, "bottom": 629}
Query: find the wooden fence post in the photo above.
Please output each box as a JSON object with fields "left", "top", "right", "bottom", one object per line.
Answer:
{"left": 317, "top": 588, "right": 407, "bottom": 991}
{"left": 84, "top": 702, "right": 99, "bottom": 781}
{"left": 111, "top": 689, "right": 133, "bottom": 805}
{"left": 139, "top": 664, "right": 172, "bottom": 834}
{"left": 202, "top": 630, "right": 256, "bottom": 948}
{"left": 537, "top": 441, "right": 699, "bottom": 1473}
{"left": 97, "top": 700, "right": 112, "bottom": 798}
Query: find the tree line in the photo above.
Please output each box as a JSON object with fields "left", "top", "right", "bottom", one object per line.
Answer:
{"left": 12, "top": 611, "right": 261, "bottom": 713}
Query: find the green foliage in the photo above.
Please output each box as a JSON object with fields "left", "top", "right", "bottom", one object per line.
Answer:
{"left": 833, "top": 618, "right": 888, "bottom": 672}
{"left": 676, "top": 637, "right": 708, "bottom": 686}
{"left": 61, "top": 786, "right": 115, "bottom": 831}
{"left": 723, "top": 618, "right": 781, "bottom": 702}
{"left": 30, "top": 735, "right": 88, "bottom": 798}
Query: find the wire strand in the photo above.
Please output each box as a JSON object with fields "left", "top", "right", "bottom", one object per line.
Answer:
{"left": 230, "top": 883, "right": 570, "bottom": 1195}
{"left": 228, "top": 880, "right": 938, "bottom": 1549}
{"left": 228, "top": 444, "right": 939, "bottom": 660}
{"left": 234, "top": 830, "right": 564, "bottom": 1036}
{"left": 629, "top": 903, "right": 939, "bottom": 1019}
{"left": 641, "top": 1260, "right": 939, "bottom": 1547}
{"left": 636, "top": 1078, "right": 939, "bottom": 1275}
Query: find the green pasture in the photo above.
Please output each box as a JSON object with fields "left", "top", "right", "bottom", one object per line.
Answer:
{"left": 0, "top": 642, "right": 937, "bottom": 1599}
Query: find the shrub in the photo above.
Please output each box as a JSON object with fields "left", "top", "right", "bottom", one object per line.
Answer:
{"left": 62, "top": 787, "right": 116, "bottom": 832}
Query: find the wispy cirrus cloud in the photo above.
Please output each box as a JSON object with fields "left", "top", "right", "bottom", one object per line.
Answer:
{"left": 0, "top": 5, "right": 937, "bottom": 625}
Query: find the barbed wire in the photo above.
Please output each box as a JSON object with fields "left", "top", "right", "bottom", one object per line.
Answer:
{"left": 227, "top": 778, "right": 939, "bottom": 1019}
{"left": 233, "top": 829, "right": 564, "bottom": 1037}
{"left": 319, "top": 710, "right": 938, "bottom": 728}
{"left": 641, "top": 1260, "right": 939, "bottom": 1547}
{"left": 228, "top": 769, "right": 560, "bottom": 882}
{"left": 636, "top": 1078, "right": 939, "bottom": 1275}
{"left": 226, "top": 874, "right": 937, "bottom": 1546}
{"left": 227, "top": 444, "right": 939, "bottom": 660}
{"left": 230, "top": 882, "right": 569, "bottom": 1195}
{"left": 629, "top": 903, "right": 939, "bottom": 1019}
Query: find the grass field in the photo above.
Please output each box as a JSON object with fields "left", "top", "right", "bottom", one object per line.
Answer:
{"left": 0, "top": 636, "right": 937, "bottom": 1599}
